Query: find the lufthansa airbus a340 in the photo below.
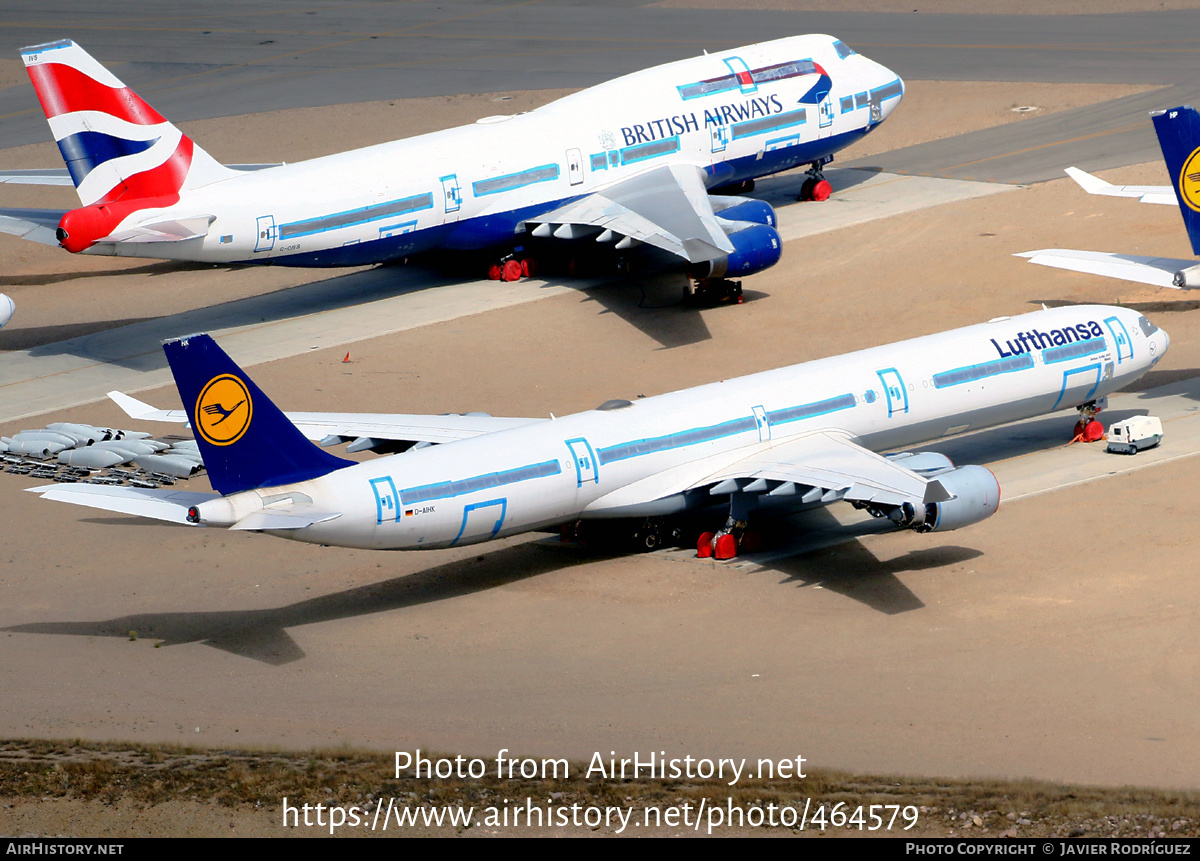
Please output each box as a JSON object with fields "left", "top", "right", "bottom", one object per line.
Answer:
{"left": 29, "top": 305, "right": 1166, "bottom": 559}
{"left": 0, "top": 35, "right": 903, "bottom": 328}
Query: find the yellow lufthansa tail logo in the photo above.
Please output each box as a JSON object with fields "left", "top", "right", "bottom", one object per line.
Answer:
{"left": 196, "top": 374, "right": 253, "bottom": 446}
{"left": 1181, "top": 146, "right": 1200, "bottom": 212}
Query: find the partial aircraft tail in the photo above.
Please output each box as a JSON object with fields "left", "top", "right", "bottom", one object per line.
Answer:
{"left": 163, "top": 334, "right": 353, "bottom": 496}
{"left": 1152, "top": 105, "right": 1200, "bottom": 256}
{"left": 20, "top": 40, "right": 238, "bottom": 251}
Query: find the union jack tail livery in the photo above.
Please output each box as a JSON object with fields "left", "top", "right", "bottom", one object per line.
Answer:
{"left": 21, "top": 40, "right": 235, "bottom": 252}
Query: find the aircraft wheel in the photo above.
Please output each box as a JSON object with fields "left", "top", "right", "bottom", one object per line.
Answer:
{"left": 811, "top": 179, "right": 832, "bottom": 201}
{"left": 502, "top": 259, "right": 523, "bottom": 281}
{"left": 799, "top": 178, "right": 816, "bottom": 201}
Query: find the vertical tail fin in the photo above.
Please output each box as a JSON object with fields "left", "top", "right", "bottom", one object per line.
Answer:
{"left": 163, "top": 334, "right": 353, "bottom": 496}
{"left": 20, "top": 40, "right": 237, "bottom": 208}
{"left": 1152, "top": 105, "right": 1200, "bottom": 256}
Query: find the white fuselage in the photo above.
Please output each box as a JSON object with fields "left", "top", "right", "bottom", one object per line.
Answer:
{"left": 93, "top": 35, "right": 901, "bottom": 266}
{"left": 209, "top": 305, "right": 1167, "bottom": 549}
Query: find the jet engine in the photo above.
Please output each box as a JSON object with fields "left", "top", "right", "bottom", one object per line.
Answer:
{"left": 709, "top": 196, "right": 777, "bottom": 228}
{"left": 888, "top": 465, "right": 1000, "bottom": 533}
{"left": 1173, "top": 263, "right": 1200, "bottom": 288}
{"left": 690, "top": 221, "right": 782, "bottom": 279}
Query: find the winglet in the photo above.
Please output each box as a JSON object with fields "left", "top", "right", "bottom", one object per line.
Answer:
{"left": 161, "top": 334, "right": 354, "bottom": 495}
{"left": 108, "top": 390, "right": 168, "bottom": 421}
{"left": 1064, "top": 166, "right": 1111, "bottom": 195}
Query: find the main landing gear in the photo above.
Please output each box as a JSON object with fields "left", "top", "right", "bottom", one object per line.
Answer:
{"left": 798, "top": 156, "right": 834, "bottom": 202}
{"left": 696, "top": 490, "right": 762, "bottom": 560}
{"left": 487, "top": 252, "right": 536, "bottom": 282}
{"left": 686, "top": 277, "right": 743, "bottom": 307}
{"left": 696, "top": 519, "right": 763, "bottom": 560}
{"left": 559, "top": 517, "right": 685, "bottom": 553}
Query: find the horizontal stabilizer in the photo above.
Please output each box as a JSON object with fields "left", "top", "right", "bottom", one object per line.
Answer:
{"left": 231, "top": 508, "right": 343, "bottom": 531}
{"left": 105, "top": 214, "right": 214, "bottom": 244}
{"left": 0, "top": 207, "right": 66, "bottom": 246}
{"left": 1017, "top": 249, "right": 1194, "bottom": 289}
{"left": 1064, "top": 166, "right": 1175, "bottom": 205}
{"left": 26, "top": 483, "right": 215, "bottom": 524}
{"left": 0, "top": 169, "right": 75, "bottom": 186}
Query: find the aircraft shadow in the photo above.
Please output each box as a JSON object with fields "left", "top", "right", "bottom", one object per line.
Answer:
{"left": 16, "top": 254, "right": 718, "bottom": 365}
{"left": 0, "top": 542, "right": 591, "bottom": 666}
{"left": 912, "top": 408, "right": 1151, "bottom": 466}
{"left": 0, "top": 319, "right": 156, "bottom": 352}
{"left": 573, "top": 271, "right": 721, "bottom": 350}
{"left": 20, "top": 263, "right": 458, "bottom": 367}
{"left": 1121, "top": 368, "right": 1200, "bottom": 397}
{"left": 738, "top": 505, "right": 981, "bottom": 614}
{"left": 0, "top": 260, "right": 219, "bottom": 287}
{"left": 769, "top": 541, "right": 983, "bottom": 615}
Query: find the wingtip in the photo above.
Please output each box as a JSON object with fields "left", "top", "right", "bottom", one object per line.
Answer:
{"left": 107, "top": 390, "right": 154, "bottom": 419}
{"left": 1064, "top": 166, "right": 1108, "bottom": 194}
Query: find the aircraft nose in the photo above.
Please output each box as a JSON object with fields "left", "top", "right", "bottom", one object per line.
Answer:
{"left": 881, "top": 75, "right": 903, "bottom": 120}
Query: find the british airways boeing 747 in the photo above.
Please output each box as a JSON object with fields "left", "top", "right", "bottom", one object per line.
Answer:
{"left": 0, "top": 35, "right": 903, "bottom": 327}
{"left": 29, "top": 304, "right": 1166, "bottom": 559}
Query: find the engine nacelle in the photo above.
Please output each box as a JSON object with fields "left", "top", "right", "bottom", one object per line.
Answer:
{"left": 885, "top": 450, "right": 955, "bottom": 476}
{"left": 899, "top": 465, "right": 1000, "bottom": 532}
{"left": 709, "top": 196, "right": 777, "bottom": 228}
{"left": 1173, "top": 263, "right": 1200, "bottom": 288}
{"left": 690, "top": 221, "right": 782, "bottom": 279}
{"left": 0, "top": 293, "right": 13, "bottom": 329}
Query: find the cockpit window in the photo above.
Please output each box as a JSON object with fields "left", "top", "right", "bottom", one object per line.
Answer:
{"left": 1137, "top": 315, "right": 1159, "bottom": 336}
{"left": 833, "top": 40, "right": 855, "bottom": 59}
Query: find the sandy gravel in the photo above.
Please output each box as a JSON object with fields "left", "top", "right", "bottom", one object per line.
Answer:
{"left": 1, "top": 61, "right": 1199, "bottom": 839}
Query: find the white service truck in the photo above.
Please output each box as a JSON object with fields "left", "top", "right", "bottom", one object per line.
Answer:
{"left": 1106, "top": 416, "right": 1163, "bottom": 455}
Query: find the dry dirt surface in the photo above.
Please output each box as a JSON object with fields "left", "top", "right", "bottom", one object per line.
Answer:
{"left": 1, "top": 741, "right": 1197, "bottom": 838}
{"left": 2, "top": 74, "right": 1200, "bottom": 838}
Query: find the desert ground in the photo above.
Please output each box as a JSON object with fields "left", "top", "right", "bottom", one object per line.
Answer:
{"left": 2, "top": 6, "right": 1200, "bottom": 838}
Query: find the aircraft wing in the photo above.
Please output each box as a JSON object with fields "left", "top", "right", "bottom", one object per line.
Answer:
{"left": 109, "top": 391, "right": 543, "bottom": 447}
{"left": 0, "top": 164, "right": 283, "bottom": 187}
{"left": 1065, "top": 166, "right": 1176, "bottom": 205}
{"left": 584, "top": 429, "right": 951, "bottom": 516}
{"left": 0, "top": 207, "right": 64, "bottom": 246}
{"left": 525, "top": 163, "right": 735, "bottom": 263}
{"left": 1016, "top": 249, "right": 1195, "bottom": 289}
